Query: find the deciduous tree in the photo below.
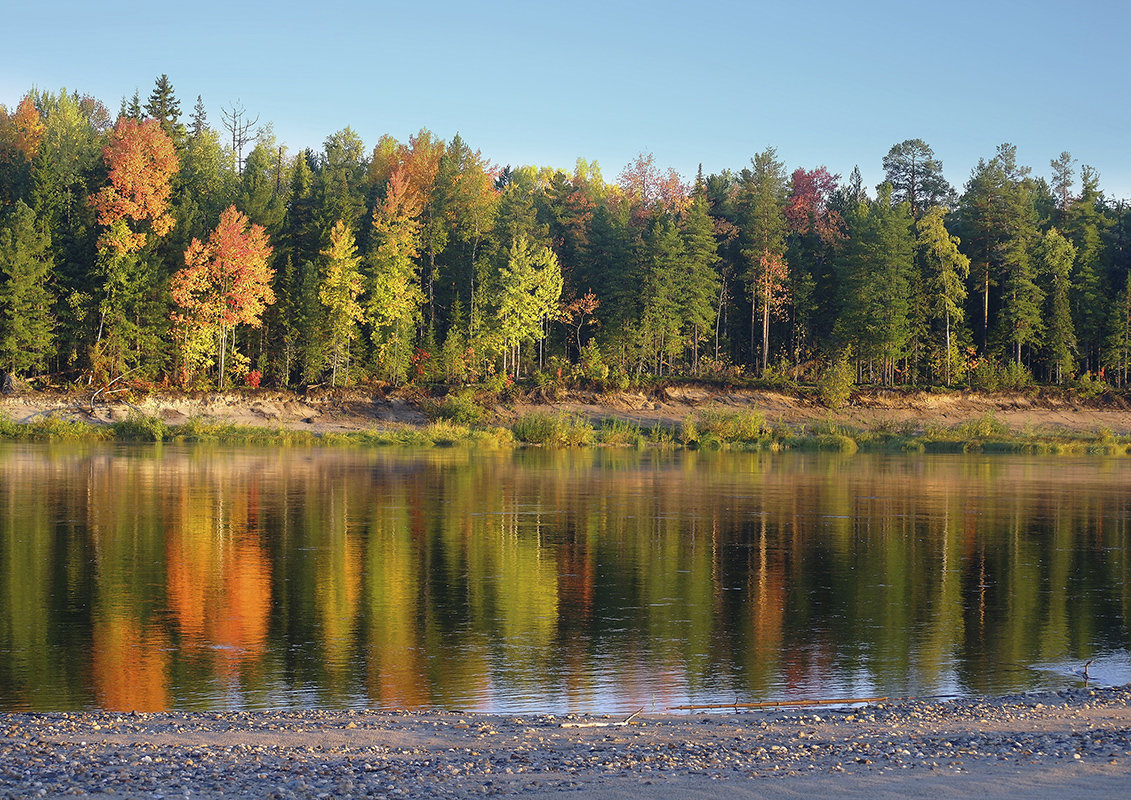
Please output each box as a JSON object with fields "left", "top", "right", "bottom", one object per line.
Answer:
{"left": 318, "top": 220, "right": 364, "bottom": 386}
{"left": 368, "top": 168, "right": 424, "bottom": 384}
{"left": 170, "top": 205, "right": 274, "bottom": 386}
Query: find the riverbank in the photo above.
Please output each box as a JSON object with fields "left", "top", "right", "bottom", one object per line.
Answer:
{"left": 2, "top": 686, "right": 1129, "bottom": 799}
{"left": 2, "top": 384, "right": 1131, "bottom": 451}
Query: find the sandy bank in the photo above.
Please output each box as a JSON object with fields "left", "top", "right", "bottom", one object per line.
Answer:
{"left": 3, "top": 384, "right": 1131, "bottom": 438}
{"left": 2, "top": 686, "right": 1129, "bottom": 799}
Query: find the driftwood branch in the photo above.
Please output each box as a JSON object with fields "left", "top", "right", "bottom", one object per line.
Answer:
{"left": 561, "top": 708, "right": 643, "bottom": 728}
{"left": 90, "top": 369, "right": 141, "bottom": 414}
{"left": 669, "top": 695, "right": 894, "bottom": 712}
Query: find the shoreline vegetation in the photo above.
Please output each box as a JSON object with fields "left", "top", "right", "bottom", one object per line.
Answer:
{"left": 3, "top": 381, "right": 1131, "bottom": 455}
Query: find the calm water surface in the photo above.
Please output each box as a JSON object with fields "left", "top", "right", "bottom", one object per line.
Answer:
{"left": 1, "top": 443, "right": 1129, "bottom": 713}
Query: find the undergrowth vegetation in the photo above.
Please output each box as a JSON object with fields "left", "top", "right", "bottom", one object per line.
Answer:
{"left": 0, "top": 406, "right": 1128, "bottom": 455}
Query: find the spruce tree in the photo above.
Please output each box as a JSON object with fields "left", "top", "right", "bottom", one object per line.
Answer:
{"left": 0, "top": 201, "right": 55, "bottom": 374}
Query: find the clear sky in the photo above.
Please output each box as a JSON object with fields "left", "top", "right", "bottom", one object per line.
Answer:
{"left": 4, "top": 0, "right": 1129, "bottom": 199}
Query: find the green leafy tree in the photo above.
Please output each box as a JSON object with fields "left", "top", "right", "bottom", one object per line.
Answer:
{"left": 368, "top": 168, "right": 424, "bottom": 384}
{"left": 487, "top": 235, "right": 562, "bottom": 376}
{"left": 318, "top": 220, "right": 365, "bottom": 386}
{"left": 916, "top": 207, "right": 970, "bottom": 385}
{"left": 27, "top": 90, "right": 108, "bottom": 370}
{"left": 0, "top": 201, "right": 55, "bottom": 374}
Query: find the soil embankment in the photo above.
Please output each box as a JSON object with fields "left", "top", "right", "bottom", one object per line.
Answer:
{"left": 3, "top": 384, "right": 1131, "bottom": 437}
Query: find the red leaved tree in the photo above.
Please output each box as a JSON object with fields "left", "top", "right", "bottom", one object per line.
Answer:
{"left": 171, "top": 206, "right": 274, "bottom": 387}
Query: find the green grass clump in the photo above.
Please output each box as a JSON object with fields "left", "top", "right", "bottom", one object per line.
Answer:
{"left": 112, "top": 412, "right": 169, "bottom": 442}
{"left": 20, "top": 415, "right": 104, "bottom": 440}
{"left": 682, "top": 408, "right": 767, "bottom": 448}
{"left": 512, "top": 411, "right": 594, "bottom": 446}
{"left": 169, "top": 417, "right": 317, "bottom": 445}
{"left": 955, "top": 411, "right": 1010, "bottom": 440}
{"left": 595, "top": 417, "right": 644, "bottom": 447}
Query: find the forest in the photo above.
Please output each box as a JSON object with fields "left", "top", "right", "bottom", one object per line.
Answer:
{"left": 1, "top": 75, "right": 1130, "bottom": 394}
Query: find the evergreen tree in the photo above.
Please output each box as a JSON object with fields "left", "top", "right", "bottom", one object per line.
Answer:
{"left": 0, "top": 201, "right": 55, "bottom": 374}
{"left": 993, "top": 146, "right": 1043, "bottom": 365}
{"left": 1038, "top": 228, "right": 1077, "bottom": 383}
{"left": 881, "top": 139, "right": 954, "bottom": 219}
{"left": 143, "top": 74, "right": 185, "bottom": 146}
{"left": 1105, "top": 271, "right": 1131, "bottom": 386}
{"left": 27, "top": 90, "right": 106, "bottom": 372}
{"left": 834, "top": 185, "right": 915, "bottom": 385}
{"left": 190, "top": 95, "right": 208, "bottom": 138}
{"left": 1065, "top": 165, "right": 1110, "bottom": 370}
{"left": 916, "top": 207, "right": 970, "bottom": 385}
{"left": 637, "top": 215, "right": 685, "bottom": 373}
{"left": 678, "top": 193, "right": 720, "bottom": 371}
{"left": 739, "top": 147, "right": 789, "bottom": 372}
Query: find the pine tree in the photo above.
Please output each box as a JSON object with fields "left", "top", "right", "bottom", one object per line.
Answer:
{"left": 739, "top": 147, "right": 789, "bottom": 372}
{"left": 835, "top": 185, "right": 915, "bottom": 385}
{"left": 1038, "top": 228, "right": 1078, "bottom": 383}
{"left": 881, "top": 139, "right": 954, "bottom": 219}
{"left": 637, "top": 215, "right": 684, "bottom": 373}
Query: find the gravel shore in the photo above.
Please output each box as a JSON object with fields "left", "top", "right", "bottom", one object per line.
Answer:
{"left": 3, "top": 686, "right": 1130, "bottom": 799}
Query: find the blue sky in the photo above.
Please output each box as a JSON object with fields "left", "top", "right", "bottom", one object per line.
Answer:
{"left": 4, "top": 0, "right": 1129, "bottom": 199}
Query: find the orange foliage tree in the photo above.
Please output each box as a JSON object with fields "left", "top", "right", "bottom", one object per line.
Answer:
{"left": 0, "top": 94, "right": 45, "bottom": 207}
{"left": 91, "top": 118, "right": 177, "bottom": 253}
{"left": 170, "top": 205, "right": 274, "bottom": 387}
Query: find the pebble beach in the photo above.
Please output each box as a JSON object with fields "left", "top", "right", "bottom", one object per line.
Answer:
{"left": 2, "top": 686, "right": 1130, "bottom": 799}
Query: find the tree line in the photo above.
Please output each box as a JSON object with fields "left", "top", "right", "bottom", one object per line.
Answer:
{"left": 2, "top": 76, "right": 1130, "bottom": 392}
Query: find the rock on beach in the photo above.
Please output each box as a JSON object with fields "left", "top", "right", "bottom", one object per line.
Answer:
{"left": 2, "top": 686, "right": 1130, "bottom": 799}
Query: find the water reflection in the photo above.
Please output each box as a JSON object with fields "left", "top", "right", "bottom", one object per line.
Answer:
{"left": 0, "top": 444, "right": 1129, "bottom": 713}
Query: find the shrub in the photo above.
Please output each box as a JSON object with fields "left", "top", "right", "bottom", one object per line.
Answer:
{"left": 817, "top": 351, "right": 855, "bottom": 409}
{"left": 437, "top": 388, "right": 486, "bottom": 425}
{"left": 1074, "top": 371, "right": 1109, "bottom": 399}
